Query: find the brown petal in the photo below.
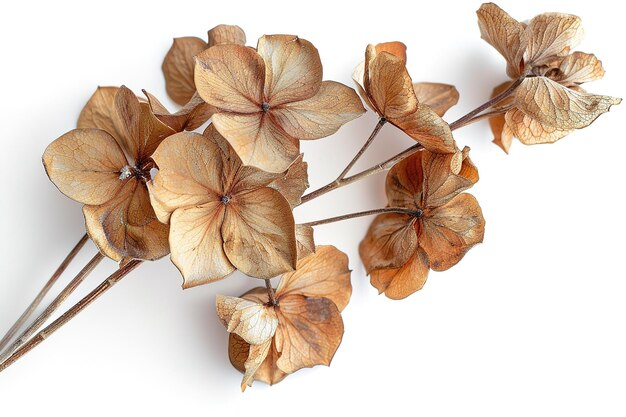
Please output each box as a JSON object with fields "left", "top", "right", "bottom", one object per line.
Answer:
{"left": 229, "top": 334, "right": 288, "bottom": 387}
{"left": 421, "top": 150, "right": 476, "bottom": 208}
{"left": 222, "top": 187, "right": 297, "bottom": 279}
{"left": 370, "top": 248, "right": 429, "bottom": 300}
{"left": 144, "top": 90, "right": 215, "bottom": 132}
{"left": 271, "top": 81, "right": 365, "bottom": 140}
{"left": 476, "top": 3, "right": 527, "bottom": 78}
{"left": 216, "top": 295, "right": 278, "bottom": 345}
{"left": 386, "top": 151, "right": 424, "bottom": 209}
{"left": 149, "top": 131, "right": 226, "bottom": 223}
{"left": 43, "top": 128, "right": 127, "bottom": 205}
{"left": 420, "top": 193, "right": 485, "bottom": 271}
{"left": 367, "top": 50, "right": 418, "bottom": 119}
{"left": 212, "top": 112, "right": 300, "bottom": 173}
{"left": 276, "top": 245, "right": 352, "bottom": 312}
{"left": 257, "top": 35, "right": 323, "bottom": 106}
{"left": 490, "top": 113, "right": 515, "bottom": 153}
{"left": 515, "top": 76, "right": 621, "bottom": 130}
{"left": 162, "top": 37, "right": 208, "bottom": 106}
{"left": 391, "top": 104, "right": 456, "bottom": 153}
{"left": 274, "top": 294, "right": 344, "bottom": 374}
{"left": 84, "top": 179, "right": 169, "bottom": 262}
{"left": 267, "top": 154, "right": 309, "bottom": 208}
{"left": 359, "top": 213, "right": 418, "bottom": 274}
{"left": 505, "top": 108, "right": 570, "bottom": 145}
{"left": 208, "top": 24, "right": 246, "bottom": 47}
{"left": 374, "top": 42, "right": 407, "bottom": 62}
{"left": 168, "top": 202, "right": 234, "bottom": 287}
{"left": 525, "top": 13, "right": 584, "bottom": 67}
{"left": 77, "top": 86, "right": 124, "bottom": 140}
{"left": 412, "top": 82, "right": 460, "bottom": 116}
{"left": 295, "top": 224, "right": 315, "bottom": 260}
{"left": 554, "top": 52, "right": 605, "bottom": 86}
{"left": 195, "top": 44, "right": 265, "bottom": 113}
{"left": 352, "top": 61, "right": 376, "bottom": 112}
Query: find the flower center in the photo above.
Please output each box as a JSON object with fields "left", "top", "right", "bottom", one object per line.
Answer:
{"left": 261, "top": 102, "right": 270, "bottom": 112}
{"left": 221, "top": 195, "right": 232, "bottom": 205}
{"left": 119, "top": 163, "right": 152, "bottom": 183}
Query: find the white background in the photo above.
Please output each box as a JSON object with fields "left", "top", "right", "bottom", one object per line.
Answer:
{"left": 1, "top": 0, "right": 624, "bottom": 415}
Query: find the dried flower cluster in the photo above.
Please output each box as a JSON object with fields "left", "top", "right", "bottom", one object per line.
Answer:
{"left": 0, "top": 3, "right": 620, "bottom": 390}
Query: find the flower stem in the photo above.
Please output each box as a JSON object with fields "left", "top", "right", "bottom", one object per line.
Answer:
{"left": 335, "top": 117, "right": 386, "bottom": 181}
{"left": 301, "top": 207, "right": 422, "bottom": 227}
{"left": 0, "top": 260, "right": 142, "bottom": 373}
{"left": 264, "top": 279, "right": 278, "bottom": 306}
{"left": 0, "top": 252, "right": 104, "bottom": 362}
{"left": 0, "top": 234, "right": 89, "bottom": 352}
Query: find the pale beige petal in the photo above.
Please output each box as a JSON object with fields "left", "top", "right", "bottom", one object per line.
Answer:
{"left": 84, "top": 179, "right": 169, "bottom": 262}
{"left": 370, "top": 248, "right": 429, "bottom": 300}
{"left": 222, "top": 187, "right": 297, "bottom": 279}
{"left": 554, "top": 52, "right": 605, "bottom": 86}
{"left": 515, "top": 76, "right": 621, "bottom": 130}
{"left": 505, "top": 108, "right": 570, "bottom": 145}
{"left": 391, "top": 104, "right": 456, "bottom": 153}
{"left": 295, "top": 224, "right": 315, "bottom": 260}
{"left": 149, "top": 132, "right": 225, "bottom": 223}
{"left": 267, "top": 154, "right": 309, "bottom": 208}
{"left": 257, "top": 35, "right": 322, "bottom": 106}
{"left": 359, "top": 214, "right": 418, "bottom": 274}
{"left": 229, "top": 334, "right": 288, "bottom": 387}
{"left": 194, "top": 45, "right": 265, "bottom": 113}
{"left": 525, "top": 12, "right": 584, "bottom": 66}
{"left": 216, "top": 295, "right": 278, "bottom": 344}
{"left": 208, "top": 24, "right": 246, "bottom": 47}
{"left": 240, "top": 339, "right": 272, "bottom": 391}
{"left": 144, "top": 90, "right": 215, "bottom": 132}
{"left": 43, "top": 128, "right": 127, "bottom": 205}
{"left": 274, "top": 294, "right": 343, "bottom": 374}
{"left": 412, "top": 82, "right": 460, "bottom": 116}
{"left": 276, "top": 245, "right": 352, "bottom": 312}
{"left": 476, "top": 3, "right": 527, "bottom": 78}
{"left": 271, "top": 81, "right": 365, "bottom": 140}
{"left": 77, "top": 86, "right": 124, "bottom": 141}
{"left": 212, "top": 112, "right": 300, "bottom": 173}
{"left": 367, "top": 50, "right": 418, "bottom": 119}
{"left": 169, "top": 202, "right": 234, "bottom": 287}
{"left": 162, "top": 37, "right": 208, "bottom": 106}
{"left": 420, "top": 193, "right": 485, "bottom": 271}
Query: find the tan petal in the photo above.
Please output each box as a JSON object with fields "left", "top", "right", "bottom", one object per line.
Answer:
{"left": 240, "top": 339, "right": 272, "bottom": 391}
{"left": 420, "top": 193, "right": 485, "bottom": 271}
{"left": 162, "top": 37, "right": 208, "bottom": 106}
{"left": 459, "top": 147, "right": 479, "bottom": 186}
{"left": 276, "top": 245, "right": 352, "bottom": 312}
{"left": 274, "top": 294, "right": 343, "bottom": 374}
{"left": 84, "top": 179, "right": 169, "bottom": 262}
{"left": 412, "top": 82, "right": 460, "bottom": 116}
{"left": 515, "top": 76, "right": 621, "bottom": 130}
{"left": 554, "top": 52, "right": 605, "bottom": 86}
{"left": 207, "top": 24, "right": 246, "bottom": 47}
{"left": 421, "top": 150, "right": 476, "bottom": 208}
{"left": 168, "top": 202, "right": 234, "bottom": 287}
{"left": 271, "top": 81, "right": 365, "bottom": 140}
{"left": 257, "top": 35, "right": 322, "bottom": 106}
{"left": 359, "top": 213, "right": 418, "bottom": 274}
{"left": 149, "top": 131, "right": 226, "bottom": 223}
{"left": 505, "top": 108, "right": 570, "bottom": 145}
{"left": 216, "top": 295, "right": 278, "bottom": 345}
{"left": 391, "top": 104, "right": 456, "bottom": 153}
{"left": 374, "top": 42, "right": 407, "bottom": 62}
{"left": 386, "top": 150, "right": 424, "bottom": 209}
{"left": 352, "top": 61, "right": 376, "bottom": 112}
{"left": 222, "top": 187, "right": 297, "bottom": 279}
{"left": 229, "top": 334, "right": 288, "bottom": 387}
{"left": 77, "top": 86, "right": 124, "bottom": 141}
{"left": 525, "top": 13, "right": 584, "bottom": 66}
{"left": 490, "top": 113, "right": 515, "bottom": 153}
{"left": 43, "top": 128, "right": 127, "bottom": 205}
{"left": 367, "top": 50, "right": 418, "bottom": 119}
{"left": 476, "top": 3, "right": 527, "bottom": 78}
{"left": 195, "top": 45, "right": 265, "bottom": 113}
{"left": 212, "top": 112, "right": 300, "bottom": 173}
{"left": 267, "top": 154, "right": 309, "bottom": 208}
{"left": 370, "top": 248, "right": 429, "bottom": 300}
{"left": 144, "top": 90, "right": 215, "bottom": 132}
{"left": 295, "top": 224, "right": 315, "bottom": 260}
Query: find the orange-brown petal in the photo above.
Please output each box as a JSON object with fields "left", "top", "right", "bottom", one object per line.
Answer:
{"left": 370, "top": 248, "right": 429, "bottom": 300}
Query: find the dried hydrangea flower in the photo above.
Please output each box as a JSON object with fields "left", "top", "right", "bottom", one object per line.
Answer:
{"left": 477, "top": 3, "right": 621, "bottom": 152}
{"left": 43, "top": 86, "right": 175, "bottom": 262}
{"left": 149, "top": 125, "right": 310, "bottom": 287}
{"left": 353, "top": 42, "right": 458, "bottom": 153}
{"left": 359, "top": 148, "right": 484, "bottom": 299}
{"left": 216, "top": 246, "right": 351, "bottom": 390}
{"left": 194, "top": 34, "right": 366, "bottom": 173}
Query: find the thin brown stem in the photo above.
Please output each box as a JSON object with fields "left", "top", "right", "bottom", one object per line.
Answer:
{"left": 449, "top": 76, "right": 524, "bottom": 131}
{"left": 450, "top": 106, "right": 513, "bottom": 130}
{"left": 0, "top": 260, "right": 142, "bottom": 373}
{"left": 0, "top": 234, "right": 89, "bottom": 351}
{"left": 336, "top": 118, "right": 386, "bottom": 181}
{"left": 0, "top": 252, "right": 104, "bottom": 363}
{"left": 264, "top": 279, "right": 278, "bottom": 306}
{"left": 301, "top": 207, "right": 422, "bottom": 227}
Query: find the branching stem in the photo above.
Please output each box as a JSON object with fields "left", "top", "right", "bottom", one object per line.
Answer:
{"left": 301, "top": 207, "right": 422, "bottom": 227}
